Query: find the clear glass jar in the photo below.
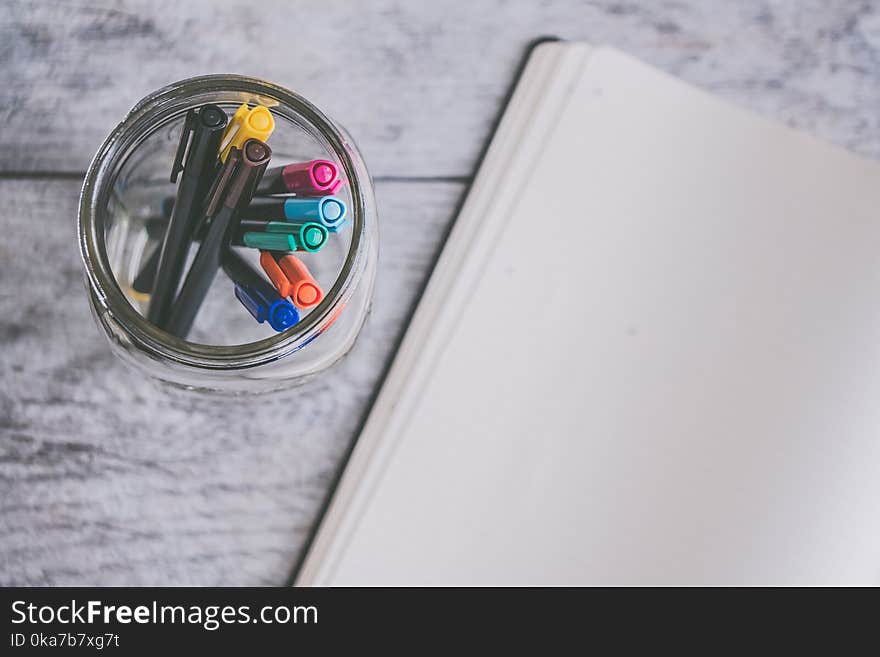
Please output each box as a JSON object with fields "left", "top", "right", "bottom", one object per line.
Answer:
{"left": 78, "top": 75, "right": 378, "bottom": 393}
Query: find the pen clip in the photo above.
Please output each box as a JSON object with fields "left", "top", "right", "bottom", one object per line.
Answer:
{"left": 204, "top": 147, "right": 242, "bottom": 217}
{"left": 170, "top": 109, "right": 197, "bottom": 184}
{"left": 224, "top": 139, "right": 272, "bottom": 210}
{"left": 219, "top": 104, "right": 275, "bottom": 162}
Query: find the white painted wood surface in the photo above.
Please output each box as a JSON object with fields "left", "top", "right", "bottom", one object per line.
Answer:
{"left": 0, "top": 178, "right": 460, "bottom": 584}
{"left": 1, "top": 0, "right": 879, "bottom": 584}
{"left": 2, "top": 1, "right": 880, "bottom": 176}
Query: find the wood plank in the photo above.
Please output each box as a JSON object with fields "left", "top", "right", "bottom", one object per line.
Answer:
{"left": 2, "top": 1, "right": 879, "bottom": 177}
{"left": 0, "top": 177, "right": 463, "bottom": 585}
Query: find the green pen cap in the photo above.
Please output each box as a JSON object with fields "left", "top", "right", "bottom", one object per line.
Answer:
{"left": 287, "top": 222, "right": 328, "bottom": 252}
{"left": 242, "top": 222, "right": 328, "bottom": 253}
{"left": 242, "top": 232, "right": 290, "bottom": 251}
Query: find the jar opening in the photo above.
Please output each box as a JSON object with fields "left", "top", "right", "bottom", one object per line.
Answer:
{"left": 78, "top": 75, "right": 376, "bottom": 374}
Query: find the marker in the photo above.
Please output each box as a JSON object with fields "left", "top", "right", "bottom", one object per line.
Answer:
{"left": 242, "top": 196, "right": 347, "bottom": 232}
{"left": 239, "top": 232, "right": 290, "bottom": 251}
{"left": 255, "top": 159, "right": 343, "bottom": 196}
{"left": 131, "top": 217, "right": 171, "bottom": 295}
{"left": 239, "top": 219, "right": 325, "bottom": 236}
{"left": 160, "top": 195, "right": 175, "bottom": 220}
{"left": 147, "top": 104, "right": 228, "bottom": 326}
{"left": 223, "top": 249, "right": 299, "bottom": 332}
{"left": 236, "top": 221, "right": 328, "bottom": 252}
{"left": 259, "top": 251, "right": 324, "bottom": 309}
{"left": 219, "top": 104, "right": 275, "bottom": 163}
{"left": 165, "top": 138, "right": 272, "bottom": 338}
{"left": 132, "top": 249, "right": 159, "bottom": 296}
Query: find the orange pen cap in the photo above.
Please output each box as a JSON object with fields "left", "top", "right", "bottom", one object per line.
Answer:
{"left": 259, "top": 251, "right": 293, "bottom": 298}
{"left": 258, "top": 251, "right": 324, "bottom": 310}
{"left": 278, "top": 254, "right": 323, "bottom": 309}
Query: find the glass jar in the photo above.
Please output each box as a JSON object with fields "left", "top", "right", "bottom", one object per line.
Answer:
{"left": 78, "top": 75, "right": 378, "bottom": 393}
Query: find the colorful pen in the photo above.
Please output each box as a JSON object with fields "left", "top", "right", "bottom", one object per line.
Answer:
{"left": 259, "top": 251, "right": 324, "bottom": 309}
{"left": 147, "top": 104, "right": 227, "bottom": 326}
{"left": 242, "top": 196, "right": 347, "bottom": 232}
{"left": 255, "top": 159, "right": 343, "bottom": 196}
{"left": 235, "top": 221, "right": 328, "bottom": 252}
{"left": 219, "top": 104, "right": 275, "bottom": 163}
{"left": 164, "top": 138, "right": 272, "bottom": 338}
{"left": 223, "top": 249, "right": 299, "bottom": 332}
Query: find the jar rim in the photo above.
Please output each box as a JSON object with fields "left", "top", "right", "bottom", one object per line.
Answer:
{"left": 78, "top": 74, "right": 374, "bottom": 370}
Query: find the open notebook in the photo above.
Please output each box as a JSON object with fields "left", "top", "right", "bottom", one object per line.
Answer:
{"left": 297, "top": 43, "right": 880, "bottom": 585}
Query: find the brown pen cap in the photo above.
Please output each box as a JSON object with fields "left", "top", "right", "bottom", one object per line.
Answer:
{"left": 204, "top": 138, "right": 272, "bottom": 217}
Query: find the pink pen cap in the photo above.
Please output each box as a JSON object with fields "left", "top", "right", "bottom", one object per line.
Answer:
{"left": 255, "top": 159, "right": 343, "bottom": 196}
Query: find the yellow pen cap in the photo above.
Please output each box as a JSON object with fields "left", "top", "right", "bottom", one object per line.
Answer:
{"left": 219, "top": 103, "right": 275, "bottom": 161}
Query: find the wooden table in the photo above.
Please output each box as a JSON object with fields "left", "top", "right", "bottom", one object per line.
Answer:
{"left": 2, "top": 1, "right": 878, "bottom": 585}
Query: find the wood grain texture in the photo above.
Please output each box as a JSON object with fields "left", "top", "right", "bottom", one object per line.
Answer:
{"left": 0, "top": 178, "right": 462, "bottom": 585}
{"left": 1, "top": 1, "right": 880, "bottom": 177}
{"left": 2, "top": 0, "right": 879, "bottom": 585}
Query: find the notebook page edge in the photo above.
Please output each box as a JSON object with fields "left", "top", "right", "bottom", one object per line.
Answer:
{"left": 296, "top": 41, "right": 592, "bottom": 585}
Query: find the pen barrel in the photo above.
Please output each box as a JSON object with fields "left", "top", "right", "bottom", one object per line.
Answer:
{"left": 230, "top": 219, "right": 299, "bottom": 241}
{"left": 132, "top": 247, "right": 161, "bottom": 294}
{"left": 164, "top": 139, "right": 272, "bottom": 338}
{"left": 242, "top": 196, "right": 346, "bottom": 231}
{"left": 222, "top": 247, "right": 266, "bottom": 290}
{"left": 163, "top": 204, "right": 233, "bottom": 337}
{"left": 236, "top": 222, "right": 327, "bottom": 253}
{"left": 240, "top": 198, "right": 286, "bottom": 221}
{"left": 131, "top": 217, "right": 168, "bottom": 293}
{"left": 147, "top": 104, "right": 227, "bottom": 326}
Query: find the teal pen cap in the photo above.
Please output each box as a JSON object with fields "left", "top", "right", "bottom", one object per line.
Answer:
{"left": 286, "top": 222, "right": 328, "bottom": 252}
{"left": 243, "top": 196, "right": 347, "bottom": 232}
{"left": 241, "top": 222, "right": 327, "bottom": 252}
{"left": 242, "top": 232, "right": 291, "bottom": 251}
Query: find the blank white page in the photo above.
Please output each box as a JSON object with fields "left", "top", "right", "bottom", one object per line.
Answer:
{"left": 299, "top": 45, "right": 880, "bottom": 585}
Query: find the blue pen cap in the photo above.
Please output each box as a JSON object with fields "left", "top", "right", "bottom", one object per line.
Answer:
{"left": 266, "top": 298, "right": 299, "bottom": 332}
{"left": 282, "top": 196, "right": 347, "bottom": 231}
{"left": 234, "top": 281, "right": 300, "bottom": 332}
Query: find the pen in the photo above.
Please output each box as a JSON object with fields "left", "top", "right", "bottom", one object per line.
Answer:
{"left": 223, "top": 249, "right": 299, "bottom": 332}
{"left": 131, "top": 217, "right": 171, "bottom": 296}
{"left": 219, "top": 104, "right": 274, "bottom": 163}
{"left": 236, "top": 222, "right": 328, "bottom": 252}
{"left": 131, "top": 198, "right": 176, "bottom": 296}
{"left": 147, "top": 104, "right": 228, "bottom": 327}
{"left": 164, "top": 138, "right": 272, "bottom": 338}
{"left": 242, "top": 196, "right": 347, "bottom": 232}
{"left": 259, "top": 251, "right": 324, "bottom": 309}
{"left": 255, "top": 159, "right": 342, "bottom": 196}
{"left": 132, "top": 251, "right": 159, "bottom": 297}
{"left": 137, "top": 216, "right": 326, "bottom": 295}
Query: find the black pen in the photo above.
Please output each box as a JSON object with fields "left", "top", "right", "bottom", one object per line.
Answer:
{"left": 164, "top": 138, "right": 272, "bottom": 338}
{"left": 147, "top": 104, "right": 227, "bottom": 327}
{"left": 131, "top": 218, "right": 169, "bottom": 295}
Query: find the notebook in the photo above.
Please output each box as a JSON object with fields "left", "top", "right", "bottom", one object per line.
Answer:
{"left": 297, "top": 42, "right": 880, "bottom": 585}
